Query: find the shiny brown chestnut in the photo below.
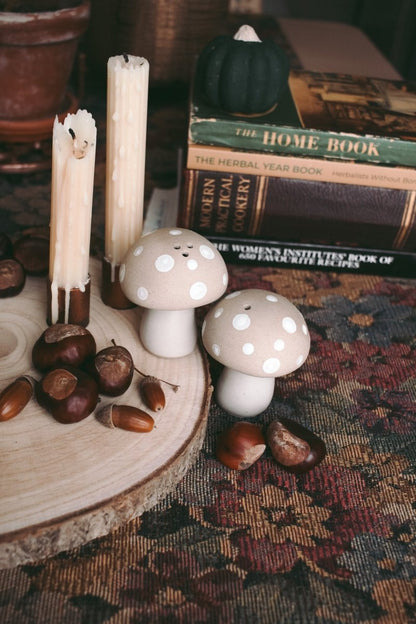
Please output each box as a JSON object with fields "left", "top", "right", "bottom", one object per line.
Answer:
{"left": 13, "top": 234, "right": 49, "bottom": 276}
{"left": 216, "top": 421, "right": 266, "bottom": 470}
{"left": 35, "top": 367, "right": 99, "bottom": 424}
{"left": 32, "top": 324, "right": 96, "bottom": 372}
{"left": 267, "top": 418, "right": 326, "bottom": 474}
{"left": 85, "top": 344, "right": 134, "bottom": 396}
{"left": 0, "top": 258, "right": 25, "bottom": 298}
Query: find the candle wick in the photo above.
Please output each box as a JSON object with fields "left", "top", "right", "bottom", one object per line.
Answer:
{"left": 68, "top": 128, "right": 76, "bottom": 140}
{"left": 72, "top": 136, "right": 89, "bottom": 160}
{"left": 123, "top": 53, "right": 129, "bottom": 63}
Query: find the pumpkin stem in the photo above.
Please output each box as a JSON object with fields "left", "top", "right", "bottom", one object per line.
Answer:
{"left": 233, "top": 24, "right": 262, "bottom": 42}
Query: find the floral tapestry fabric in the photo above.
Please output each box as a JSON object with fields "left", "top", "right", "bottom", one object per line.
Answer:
{"left": 1, "top": 266, "right": 415, "bottom": 624}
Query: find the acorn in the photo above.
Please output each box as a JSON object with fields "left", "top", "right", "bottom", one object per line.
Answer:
{"left": 139, "top": 376, "right": 166, "bottom": 412}
{"left": 0, "top": 375, "right": 35, "bottom": 422}
{"left": 96, "top": 404, "right": 154, "bottom": 433}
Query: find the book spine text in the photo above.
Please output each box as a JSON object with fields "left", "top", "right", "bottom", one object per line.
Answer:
{"left": 186, "top": 144, "right": 416, "bottom": 191}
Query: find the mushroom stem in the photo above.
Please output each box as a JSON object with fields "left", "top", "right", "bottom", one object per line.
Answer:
{"left": 216, "top": 367, "right": 275, "bottom": 418}
{"left": 140, "top": 308, "right": 197, "bottom": 358}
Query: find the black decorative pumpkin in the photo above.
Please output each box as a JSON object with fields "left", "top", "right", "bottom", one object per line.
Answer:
{"left": 196, "top": 24, "right": 289, "bottom": 116}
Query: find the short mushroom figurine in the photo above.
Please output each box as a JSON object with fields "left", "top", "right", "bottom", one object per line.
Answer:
{"left": 119, "top": 228, "right": 228, "bottom": 358}
{"left": 202, "top": 289, "right": 310, "bottom": 417}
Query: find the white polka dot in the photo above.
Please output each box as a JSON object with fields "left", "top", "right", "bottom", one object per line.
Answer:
{"left": 169, "top": 229, "right": 182, "bottom": 236}
{"left": 263, "top": 358, "right": 280, "bottom": 374}
{"left": 242, "top": 343, "right": 254, "bottom": 355}
{"left": 296, "top": 354, "right": 305, "bottom": 366}
{"left": 302, "top": 324, "right": 308, "bottom": 335}
{"left": 155, "top": 254, "right": 175, "bottom": 272}
{"left": 187, "top": 259, "right": 198, "bottom": 271}
{"left": 133, "top": 245, "right": 143, "bottom": 256}
{"left": 274, "top": 339, "right": 285, "bottom": 351}
{"left": 119, "top": 263, "right": 126, "bottom": 282}
{"left": 226, "top": 291, "right": 240, "bottom": 299}
{"left": 282, "top": 317, "right": 297, "bottom": 334}
{"left": 137, "top": 286, "right": 148, "bottom": 301}
{"left": 214, "top": 307, "right": 224, "bottom": 318}
{"left": 232, "top": 313, "right": 251, "bottom": 330}
{"left": 190, "top": 281, "right": 207, "bottom": 300}
{"left": 266, "top": 294, "right": 278, "bottom": 302}
{"left": 212, "top": 344, "right": 220, "bottom": 356}
{"left": 199, "top": 244, "right": 215, "bottom": 260}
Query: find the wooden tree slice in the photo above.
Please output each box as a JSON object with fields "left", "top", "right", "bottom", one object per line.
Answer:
{"left": 0, "top": 259, "right": 212, "bottom": 569}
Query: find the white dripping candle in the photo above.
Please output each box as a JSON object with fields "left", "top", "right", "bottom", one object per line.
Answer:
{"left": 105, "top": 54, "right": 149, "bottom": 277}
{"left": 49, "top": 109, "right": 97, "bottom": 324}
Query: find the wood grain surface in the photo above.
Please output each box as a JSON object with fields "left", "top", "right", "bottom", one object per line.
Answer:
{"left": 0, "top": 259, "right": 212, "bottom": 569}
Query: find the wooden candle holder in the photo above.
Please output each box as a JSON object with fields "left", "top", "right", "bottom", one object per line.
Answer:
{"left": 101, "top": 257, "right": 136, "bottom": 309}
{"left": 47, "top": 277, "right": 91, "bottom": 326}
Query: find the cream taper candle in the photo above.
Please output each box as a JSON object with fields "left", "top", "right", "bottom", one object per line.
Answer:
{"left": 105, "top": 54, "right": 149, "bottom": 275}
{"left": 49, "top": 109, "right": 97, "bottom": 325}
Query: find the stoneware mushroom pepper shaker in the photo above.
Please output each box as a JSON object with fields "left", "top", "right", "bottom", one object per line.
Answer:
{"left": 202, "top": 289, "right": 310, "bottom": 417}
{"left": 119, "top": 227, "right": 228, "bottom": 357}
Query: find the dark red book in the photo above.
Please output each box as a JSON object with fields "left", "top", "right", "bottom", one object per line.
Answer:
{"left": 178, "top": 168, "right": 416, "bottom": 252}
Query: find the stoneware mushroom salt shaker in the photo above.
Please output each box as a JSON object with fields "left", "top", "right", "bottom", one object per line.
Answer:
{"left": 202, "top": 289, "right": 310, "bottom": 417}
{"left": 119, "top": 228, "right": 228, "bottom": 357}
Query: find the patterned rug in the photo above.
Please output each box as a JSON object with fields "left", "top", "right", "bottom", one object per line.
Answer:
{"left": 1, "top": 264, "right": 415, "bottom": 624}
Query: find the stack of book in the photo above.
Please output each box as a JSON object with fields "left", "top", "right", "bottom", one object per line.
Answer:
{"left": 178, "top": 64, "right": 416, "bottom": 276}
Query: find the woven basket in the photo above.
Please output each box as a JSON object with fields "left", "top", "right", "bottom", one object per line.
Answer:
{"left": 89, "top": 0, "right": 229, "bottom": 85}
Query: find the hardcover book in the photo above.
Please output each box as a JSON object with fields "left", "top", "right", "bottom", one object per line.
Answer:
{"left": 178, "top": 168, "right": 416, "bottom": 252}
{"left": 186, "top": 143, "right": 416, "bottom": 191}
{"left": 144, "top": 185, "right": 416, "bottom": 278}
{"left": 188, "top": 70, "right": 416, "bottom": 167}
{"left": 207, "top": 235, "right": 416, "bottom": 278}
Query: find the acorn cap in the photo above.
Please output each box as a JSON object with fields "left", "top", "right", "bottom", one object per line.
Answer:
{"left": 119, "top": 228, "right": 228, "bottom": 310}
{"left": 201, "top": 288, "right": 310, "bottom": 378}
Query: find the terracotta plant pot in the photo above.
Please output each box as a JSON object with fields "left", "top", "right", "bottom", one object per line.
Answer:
{"left": 0, "top": 1, "right": 90, "bottom": 131}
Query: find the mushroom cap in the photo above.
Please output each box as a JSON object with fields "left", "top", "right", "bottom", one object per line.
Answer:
{"left": 119, "top": 228, "right": 228, "bottom": 310}
{"left": 202, "top": 289, "right": 310, "bottom": 378}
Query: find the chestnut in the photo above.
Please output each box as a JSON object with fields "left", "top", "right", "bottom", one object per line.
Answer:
{"left": 0, "top": 232, "right": 13, "bottom": 260}
{"left": 266, "top": 418, "right": 326, "bottom": 474}
{"left": 35, "top": 367, "right": 99, "bottom": 424}
{"left": 216, "top": 421, "right": 266, "bottom": 470}
{"left": 84, "top": 344, "right": 134, "bottom": 396}
{"left": 0, "top": 258, "right": 25, "bottom": 298}
{"left": 13, "top": 234, "right": 49, "bottom": 276}
{"left": 32, "top": 324, "right": 96, "bottom": 372}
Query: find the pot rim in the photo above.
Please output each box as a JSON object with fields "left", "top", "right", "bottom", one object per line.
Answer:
{"left": 0, "top": 0, "right": 90, "bottom": 19}
{"left": 0, "top": 1, "right": 90, "bottom": 43}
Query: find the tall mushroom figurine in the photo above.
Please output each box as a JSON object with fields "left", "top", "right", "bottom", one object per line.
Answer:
{"left": 201, "top": 289, "right": 310, "bottom": 417}
{"left": 119, "top": 228, "right": 228, "bottom": 357}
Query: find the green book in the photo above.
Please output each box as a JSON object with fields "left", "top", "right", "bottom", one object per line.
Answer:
{"left": 189, "top": 70, "right": 416, "bottom": 167}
